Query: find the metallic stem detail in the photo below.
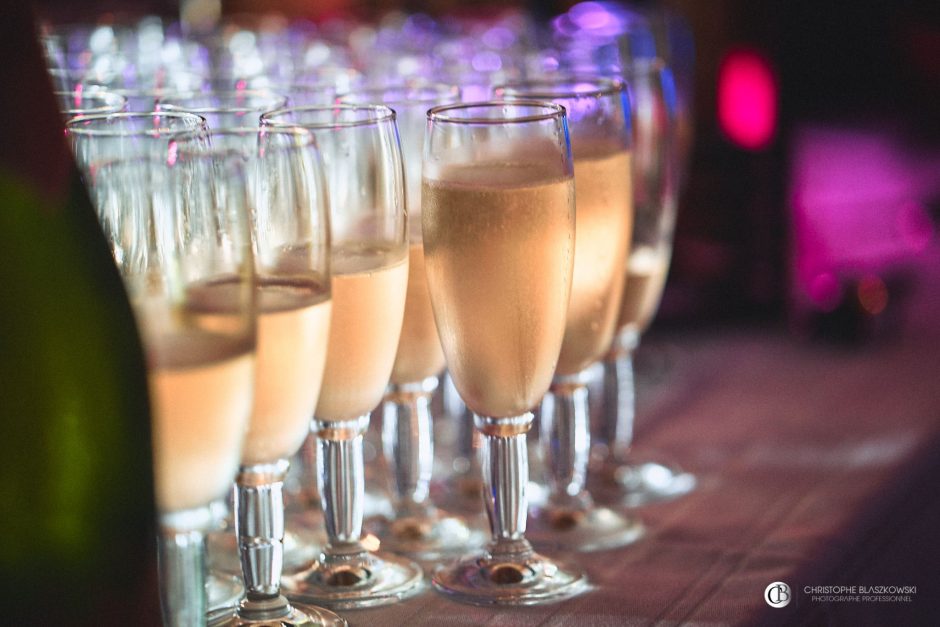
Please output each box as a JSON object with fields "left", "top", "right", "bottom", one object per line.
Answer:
{"left": 602, "top": 347, "right": 635, "bottom": 460}
{"left": 158, "top": 507, "right": 213, "bottom": 627}
{"left": 382, "top": 377, "right": 437, "bottom": 515}
{"left": 235, "top": 460, "right": 290, "bottom": 601}
{"left": 540, "top": 374, "right": 592, "bottom": 508}
{"left": 476, "top": 413, "right": 533, "bottom": 543}
{"left": 316, "top": 415, "right": 370, "bottom": 547}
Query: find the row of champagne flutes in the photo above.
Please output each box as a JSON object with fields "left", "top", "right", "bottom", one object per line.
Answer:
{"left": 53, "top": 9, "right": 689, "bottom": 625}
{"left": 46, "top": 3, "right": 694, "bottom": 516}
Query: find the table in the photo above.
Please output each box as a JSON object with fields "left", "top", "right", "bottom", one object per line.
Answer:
{"left": 348, "top": 320, "right": 940, "bottom": 626}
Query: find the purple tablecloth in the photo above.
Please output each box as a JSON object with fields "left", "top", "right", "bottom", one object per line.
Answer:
{"left": 343, "top": 322, "right": 940, "bottom": 626}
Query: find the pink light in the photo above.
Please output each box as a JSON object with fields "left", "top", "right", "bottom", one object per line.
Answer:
{"left": 167, "top": 140, "right": 178, "bottom": 167}
{"left": 717, "top": 48, "right": 777, "bottom": 151}
{"left": 808, "top": 271, "right": 841, "bottom": 312}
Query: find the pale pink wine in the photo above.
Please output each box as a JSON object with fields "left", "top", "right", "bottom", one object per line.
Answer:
{"left": 245, "top": 278, "right": 332, "bottom": 464}
{"left": 617, "top": 245, "right": 671, "bottom": 336}
{"left": 556, "top": 145, "right": 633, "bottom": 375}
{"left": 390, "top": 242, "right": 446, "bottom": 385}
{"left": 149, "top": 330, "right": 253, "bottom": 513}
{"left": 315, "top": 243, "right": 409, "bottom": 421}
{"left": 422, "top": 162, "right": 575, "bottom": 418}
{"left": 188, "top": 276, "right": 332, "bottom": 465}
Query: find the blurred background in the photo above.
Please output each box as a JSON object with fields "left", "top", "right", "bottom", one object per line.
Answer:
{"left": 35, "top": 0, "right": 940, "bottom": 344}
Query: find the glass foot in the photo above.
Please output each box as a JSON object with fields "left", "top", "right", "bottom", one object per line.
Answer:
{"left": 208, "top": 595, "right": 346, "bottom": 626}
{"left": 431, "top": 541, "right": 588, "bottom": 606}
{"left": 367, "top": 507, "right": 486, "bottom": 561}
{"left": 527, "top": 503, "right": 645, "bottom": 552}
{"left": 607, "top": 460, "right": 697, "bottom": 507}
{"left": 281, "top": 546, "right": 424, "bottom": 610}
{"left": 207, "top": 572, "right": 244, "bottom": 614}
{"left": 282, "top": 509, "right": 328, "bottom": 575}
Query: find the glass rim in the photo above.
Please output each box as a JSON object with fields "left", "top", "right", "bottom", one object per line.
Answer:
{"left": 261, "top": 103, "right": 396, "bottom": 129}
{"left": 66, "top": 111, "right": 208, "bottom": 137}
{"left": 55, "top": 89, "right": 127, "bottom": 115}
{"left": 258, "top": 124, "right": 318, "bottom": 146}
{"left": 493, "top": 75, "right": 625, "bottom": 100}
{"left": 174, "top": 124, "right": 319, "bottom": 154}
{"left": 427, "top": 100, "right": 567, "bottom": 125}
{"left": 156, "top": 90, "right": 289, "bottom": 115}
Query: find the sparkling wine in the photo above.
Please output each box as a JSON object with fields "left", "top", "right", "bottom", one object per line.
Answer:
{"left": 390, "top": 242, "right": 446, "bottom": 384}
{"left": 189, "top": 277, "right": 332, "bottom": 465}
{"left": 247, "top": 278, "right": 332, "bottom": 464}
{"left": 422, "top": 162, "right": 575, "bottom": 418}
{"left": 556, "top": 145, "right": 633, "bottom": 376}
{"left": 316, "top": 243, "right": 409, "bottom": 421}
{"left": 149, "top": 332, "right": 253, "bottom": 512}
{"left": 617, "top": 244, "right": 671, "bottom": 336}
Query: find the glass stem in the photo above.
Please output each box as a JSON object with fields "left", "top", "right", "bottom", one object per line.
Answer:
{"left": 296, "top": 432, "right": 321, "bottom": 509}
{"left": 234, "top": 460, "right": 293, "bottom": 620}
{"left": 477, "top": 413, "right": 534, "bottom": 555}
{"left": 540, "top": 373, "right": 593, "bottom": 510}
{"left": 382, "top": 377, "right": 437, "bottom": 516}
{"left": 316, "top": 415, "right": 369, "bottom": 551}
{"left": 603, "top": 335, "right": 638, "bottom": 461}
{"left": 157, "top": 507, "right": 215, "bottom": 626}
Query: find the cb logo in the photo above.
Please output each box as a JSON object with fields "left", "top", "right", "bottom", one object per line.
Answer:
{"left": 764, "top": 582, "right": 791, "bottom": 608}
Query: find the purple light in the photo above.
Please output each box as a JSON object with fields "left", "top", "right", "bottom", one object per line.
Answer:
{"left": 571, "top": 3, "right": 614, "bottom": 30}
{"left": 460, "top": 84, "right": 489, "bottom": 102}
{"left": 897, "top": 201, "right": 934, "bottom": 252}
{"left": 482, "top": 27, "right": 514, "bottom": 50}
{"left": 789, "top": 125, "right": 938, "bottom": 311}
{"left": 559, "top": 1, "right": 646, "bottom": 39}
{"left": 551, "top": 15, "right": 578, "bottom": 38}
{"left": 472, "top": 51, "right": 502, "bottom": 73}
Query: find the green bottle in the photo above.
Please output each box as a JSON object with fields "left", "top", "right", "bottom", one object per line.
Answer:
{"left": 0, "top": 5, "right": 160, "bottom": 624}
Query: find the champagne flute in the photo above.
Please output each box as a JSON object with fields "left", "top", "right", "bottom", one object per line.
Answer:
{"left": 263, "top": 105, "right": 423, "bottom": 609}
{"left": 494, "top": 77, "right": 644, "bottom": 552}
{"left": 66, "top": 111, "right": 208, "bottom": 166}
{"left": 199, "top": 128, "right": 345, "bottom": 627}
{"left": 536, "top": 43, "right": 696, "bottom": 503}
{"left": 153, "top": 91, "right": 325, "bottom": 592}
{"left": 423, "top": 101, "right": 587, "bottom": 605}
{"left": 65, "top": 112, "right": 211, "bottom": 285}
{"left": 338, "top": 82, "right": 486, "bottom": 561}
{"left": 75, "top": 142, "right": 256, "bottom": 626}
{"left": 595, "top": 59, "right": 695, "bottom": 506}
